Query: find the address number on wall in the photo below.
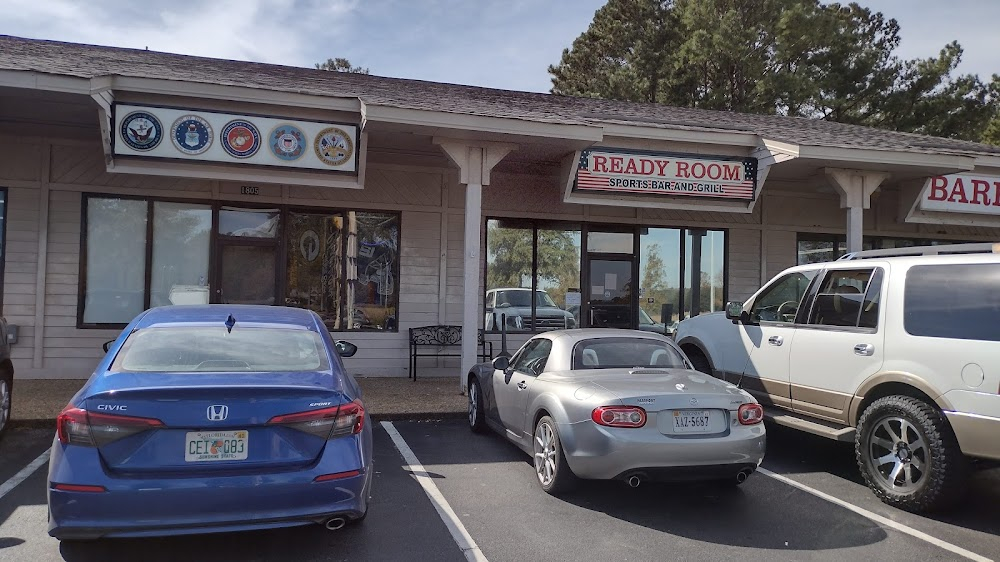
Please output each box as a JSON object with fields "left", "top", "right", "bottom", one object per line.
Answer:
{"left": 240, "top": 185, "right": 260, "bottom": 195}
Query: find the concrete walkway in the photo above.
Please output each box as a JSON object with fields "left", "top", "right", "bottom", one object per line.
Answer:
{"left": 11, "top": 377, "right": 467, "bottom": 428}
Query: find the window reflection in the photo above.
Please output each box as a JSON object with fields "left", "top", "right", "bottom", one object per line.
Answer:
{"left": 683, "top": 229, "right": 725, "bottom": 318}
{"left": 286, "top": 213, "right": 343, "bottom": 328}
{"left": 219, "top": 207, "right": 280, "bottom": 238}
{"left": 84, "top": 198, "right": 147, "bottom": 324}
{"left": 151, "top": 202, "right": 211, "bottom": 307}
{"left": 485, "top": 220, "right": 533, "bottom": 332}
{"left": 346, "top": 212, "right": 399, "bottom": 330}
{"left": 639, "top": 228, "right": 681, "bottom": 330}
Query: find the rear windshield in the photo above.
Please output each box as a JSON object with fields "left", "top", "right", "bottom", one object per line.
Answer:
{"left": 111, "top": 327, "right": 331, "bottom": 372}
{"left": 572, "top": 337, "right": 686, "bottom": 370}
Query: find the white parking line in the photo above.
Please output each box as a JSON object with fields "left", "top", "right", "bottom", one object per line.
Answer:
{"left": 381, "top": 421, "right": 488, "bottom": 562}
{"left": 758, "top": 467, "right": 993, "bottom": 562}
{"left": 0, "top": 448, "right": 50, "bottom": 502}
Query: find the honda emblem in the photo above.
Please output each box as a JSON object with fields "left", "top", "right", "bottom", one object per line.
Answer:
{"left": 207, "top": 405, "right": 229, "bottom": 421}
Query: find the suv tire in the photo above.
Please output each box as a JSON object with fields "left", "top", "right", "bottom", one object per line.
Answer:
{"left": 855, "top": 395, "right": 967, "bottom": 512}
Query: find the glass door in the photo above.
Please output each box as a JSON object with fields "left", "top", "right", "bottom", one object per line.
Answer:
{"left": 584, "top": 257, "right": 634, "bottom": 329}
{"left": 214, "top": 207, "right": 280, "bottom": 305}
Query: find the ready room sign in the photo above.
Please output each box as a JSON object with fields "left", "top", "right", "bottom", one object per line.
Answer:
{"left": 573, "top": 148, "right": 758, "bottom": 200}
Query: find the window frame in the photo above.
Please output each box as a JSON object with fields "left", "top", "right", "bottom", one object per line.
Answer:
{"left": 747, "top": 270, "right": 818, "bottom": 325}
{"left": 78, "top": 192, "right": 401, "bottom": 332}
{"left": 799, "top": 267, "right": 883, "bottom": 333}
{"left": 0, "top": 187, "right": 7, "bottom": 314}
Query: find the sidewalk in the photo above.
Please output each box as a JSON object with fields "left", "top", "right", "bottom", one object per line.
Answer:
{"left": 11, "top": 376, "right": 467, "bottom": 429}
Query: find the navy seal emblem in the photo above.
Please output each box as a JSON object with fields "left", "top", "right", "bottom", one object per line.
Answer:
{"left": 221, "top": 120, "right": 261, "bottom": 159}
{"left": 313, "top": 127, "right": 354, "bottom": 166}
{"left": 269, "top": 124, "right": 306, "bottom": 161}
{"left": 120, "top": 111, "right": 162, "bottom": 151}
{"left": 171, "top": 115, "right": 213, "bottom": 155}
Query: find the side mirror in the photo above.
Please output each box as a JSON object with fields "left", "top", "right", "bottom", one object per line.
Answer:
{"left": 725, "top": 301, "right": 744, "bottom": 321}
{"left": 492, "top": 356, "right": 510, "bottom": 371}
{"left": 103, "top": 340, "right": 114, "bottom": 353}
{"left": 335, "top": 340, "right": 358, "bottom": 358}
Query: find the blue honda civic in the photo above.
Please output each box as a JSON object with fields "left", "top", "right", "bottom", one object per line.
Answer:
{"left": 47, "top": 305, "right": 372, "bottom": 540}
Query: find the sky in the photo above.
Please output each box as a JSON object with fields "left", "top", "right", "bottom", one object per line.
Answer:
{"left": 0, "top": 0, "right": 996, "bottom": 94}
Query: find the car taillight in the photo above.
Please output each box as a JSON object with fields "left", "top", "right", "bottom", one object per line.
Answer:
{"left": 592, "top": 406, "right": 646, "bottom": 428}
{"left": 267, "top": 399, "right": 365, "bottom": 439}
{"left": 738, "top": 403, "right": 764, "bottom": 425}
{"left": 56, "top": 406, "right": 164, "bottom": 447}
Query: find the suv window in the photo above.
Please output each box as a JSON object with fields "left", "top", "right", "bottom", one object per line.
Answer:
{"left": 807, "top": 268, "right": 882, "bottom": 328}
{"left": 905, "top": 264, "right": 1000, "bottom": 341}
{"left": 750, "top": 271, "right": 817, "bottom": 323}
{"left": 510, "top": 339, "right": 553, "bottom": 375}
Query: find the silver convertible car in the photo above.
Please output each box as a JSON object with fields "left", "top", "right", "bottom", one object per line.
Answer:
{"left": 467, "top": 329, "right": 766, "bottom": 493}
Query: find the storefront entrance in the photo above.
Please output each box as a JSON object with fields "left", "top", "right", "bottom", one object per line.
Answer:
{"left": 581, "top": 229, "right": 636, "bottom": 330}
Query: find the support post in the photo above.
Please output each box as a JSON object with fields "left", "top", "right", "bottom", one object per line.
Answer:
{"left": 823, "top": 169, "right": 890, "bottom": 254}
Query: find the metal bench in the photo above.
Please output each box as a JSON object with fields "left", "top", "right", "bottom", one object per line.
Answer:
{"left": 408, "top": 325, "right": 492, "bottom": 380}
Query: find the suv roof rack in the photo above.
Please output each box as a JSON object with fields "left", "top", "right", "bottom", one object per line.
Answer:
{"left": 839, "top": 242, "right": 1000, "bottom": 260}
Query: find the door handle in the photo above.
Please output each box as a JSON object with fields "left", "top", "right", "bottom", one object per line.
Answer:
{"left": 854, "top": 343, "right": 875, "bottom": 356}
{"left": 768, "top": 335, "right": 783, "bottom": 346}
{"left": 517, "top": 381, "right": 527, "bottom": 391}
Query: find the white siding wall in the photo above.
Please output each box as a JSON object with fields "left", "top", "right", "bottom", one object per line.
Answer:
{"left": 7, "top": 134, "right": 1000, "bottom": 379}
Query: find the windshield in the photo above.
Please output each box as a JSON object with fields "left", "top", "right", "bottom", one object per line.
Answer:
{"left": 496, "top": 290, "right": 557, "bottom": 308}
{"left": 572, "top": 337, "right": 686, "bottom": 370}
{"left": 639, "top": 309, "right": 655, "bottom": 324}
{"left": 111, "top": 327, "right": 331, "bottom": 372}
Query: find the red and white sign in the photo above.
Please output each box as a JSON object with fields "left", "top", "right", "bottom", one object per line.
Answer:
{"left": 574, "top": 149, "right": 758, "bottom": 200}
{"left": 920, "top": 173, "right": 1000, "bottom": 215}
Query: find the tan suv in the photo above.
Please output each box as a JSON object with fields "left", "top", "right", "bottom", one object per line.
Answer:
{"left": 675, "top": 243, "right": 1000, "bottom": 512}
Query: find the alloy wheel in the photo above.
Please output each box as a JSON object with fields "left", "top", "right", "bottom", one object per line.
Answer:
{"left": 468, "top": 383, "right": 478, "bottom": 426}
{"left": 0, "top": 380, "right": 9, "bottom": 434}
{"left": 534, "top": 421, "right": 557, "bottom": 486}
{"left": 866, "top": 415, "right": 929, "bottom": 493}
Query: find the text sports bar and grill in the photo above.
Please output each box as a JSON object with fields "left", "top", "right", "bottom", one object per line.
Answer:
{"left": 573, "top": 148, "right": 758, "bottom": 201}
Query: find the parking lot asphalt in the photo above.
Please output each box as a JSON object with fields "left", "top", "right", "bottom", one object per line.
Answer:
{"left": 0, "top": 421, "right": 997, "bottom": 562}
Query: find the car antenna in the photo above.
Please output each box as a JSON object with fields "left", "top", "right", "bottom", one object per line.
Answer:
{"left": 225, "top": 314, "right": 236, "bottom": 333}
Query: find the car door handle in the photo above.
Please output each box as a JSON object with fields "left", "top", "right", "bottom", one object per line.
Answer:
{"left": 768, "top": 335, "right": 783, "bottom": 346}
{"left": 854, "top": 343, "right": 875, "bottom": 356}
{"left": 517, "top": 381, "right": 527, "bottom": 391}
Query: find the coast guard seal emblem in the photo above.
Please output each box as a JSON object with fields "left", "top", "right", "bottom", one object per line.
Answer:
{"left": 314, "top": 127, "right": 354, "bottom": 167}
{"left": 171, "top": 115, "right": 213, "bottom": 155}
{"left": 120, "top": 111, "right": 162, "bottom": 151}
{"left": 221, "top": 120, "right": 261, "bottom": 159}
{"left": 269, "top": 124, "right": 306, "bottom": 161}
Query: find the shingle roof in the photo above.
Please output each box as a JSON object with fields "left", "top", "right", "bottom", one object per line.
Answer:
{"left": 2, "top": 34, "right": 999, "bottom": 158}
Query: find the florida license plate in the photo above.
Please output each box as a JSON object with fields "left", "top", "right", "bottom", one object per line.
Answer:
{"left": 185, "top": 430, "right": 249, "bottom": 462}
{"left": 672, "top": 410, "right": 711, "bottom": 433}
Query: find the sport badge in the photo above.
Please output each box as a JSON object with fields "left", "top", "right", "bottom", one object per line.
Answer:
{"left": 221, "top": 120, "right": 261, "bottom": 159}
{"left": 171, "top": 115, "right": 213, "bottom": 155}
{"left": 120, "top": 111, "right": 163, "bottom": 151}
{"left": 314, "top": 127, "right": 354, "bottom": 167}
{"left": 269, "top": 124, "right": 306, "bottom": 161}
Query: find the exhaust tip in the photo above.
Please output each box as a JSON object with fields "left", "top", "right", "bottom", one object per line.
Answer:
{"left": 627, "top": 475, "right": 641, "bottom": 488}
{"left": 736, "top": 469, "right": 751, "bottom": 484}
{"left": 325, "top": 517, "right": 347, "bottom": 530}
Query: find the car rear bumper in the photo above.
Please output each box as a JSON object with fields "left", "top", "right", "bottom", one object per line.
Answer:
{"left": 47, "top": 435, "right": 372, "bottom": 540}
{"left": 559, "top": 419, "right": 766, "bottom": 481}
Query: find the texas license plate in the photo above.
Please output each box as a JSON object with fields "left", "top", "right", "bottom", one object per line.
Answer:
{"left": 672, "top": 410, "right": 712, "bottom": 433}
{"left": 185, "top": 430, "right": 249, "bottom": 462}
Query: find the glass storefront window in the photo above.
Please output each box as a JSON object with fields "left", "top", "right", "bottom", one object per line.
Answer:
{"left": 485, "top": 219, "right": 533, "bottom": 332}
{"left": 346, "top": 212, "right": 399, "bottom": 330}
{"left": 151, "top": 202, "right": 211, "bottom": 307}
{"left": 796, "top": 234, "right": 969, "bottom": 265}
{"left": 83, "top": 198, "right": 147, "bottom": 324}
{"left": 683, "top": 229, "right": 725, "bottom": 318}
{"left": 286, "top": 213, "right": 344, "bottom": 328}
{"left": 0, "top": 189, "right": 5, "bottom": 311}
{"left": 535, "top": 226, "right": 581, "bottom": 331}
{"left": 219, "top": 207, "right": 280, "bottom": 238}
{"left": 588, "top": 231, "right": 633, "bottom": 254}
{"left": 639, "top": 228, "right": 681, "bottom": 328}
{"left": 220, "top": 246, "right": 277, "bottom": 305}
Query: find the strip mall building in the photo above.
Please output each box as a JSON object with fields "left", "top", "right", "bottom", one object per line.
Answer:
{"left": 2, "top": 35, "right": 1000, "bottom": 386}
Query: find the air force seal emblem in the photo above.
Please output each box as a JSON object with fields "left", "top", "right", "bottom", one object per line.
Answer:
{"left": 314, "top": 127, "right": 354, "bottom": 167}
{"left": 120, "top": 111, "right": 162, "bottom": 151}
{"left": 171, "top": 115, "right": 213, "bottom": 155}
{"left": 221, "top": 120, "right": 261, "bottom": 159}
